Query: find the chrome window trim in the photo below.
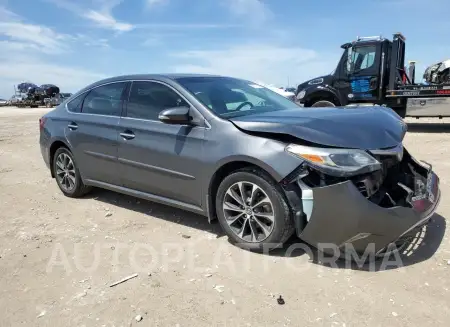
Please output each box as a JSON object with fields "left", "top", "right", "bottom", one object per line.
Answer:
{"left": 65, "top": 80, "right": 129, "bottom": 118}
{"left": 66, "top": 79, "right": 210, "bottom": 129}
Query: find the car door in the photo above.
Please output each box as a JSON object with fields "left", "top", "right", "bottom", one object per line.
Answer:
{"left": 64, "top": 81, "right": 128, "bottom": 186}
{"left": 333, "top": 44, "right": 381, "bottom": 103}
{"left": 340, "top": 44, "right": 381, "bottom": 103}
{"left": 117, "top": 80, "right": 206, "bottom": 207}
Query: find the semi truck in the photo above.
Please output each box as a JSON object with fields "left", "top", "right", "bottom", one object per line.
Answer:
{"left": 295, "top": 33, "right": 450, "bottom": 118}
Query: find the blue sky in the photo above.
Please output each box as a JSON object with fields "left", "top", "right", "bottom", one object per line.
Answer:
{"left": 1, "top": 0, "right": 450, "bottom": 98}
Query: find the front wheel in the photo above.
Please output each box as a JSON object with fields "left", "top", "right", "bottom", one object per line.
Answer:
{"left": 215, "top": 168, "right": 294, "bottom": 251}
{"left": 311, "top": 100, "right": 335, "bottom": 107}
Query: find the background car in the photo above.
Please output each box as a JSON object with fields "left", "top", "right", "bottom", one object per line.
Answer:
{"left": 423, "top": 59, "right": 450, "bottom": 84}
{"left": 9, "top": 95, "right": 24, "bottom": 105}
{"left": 44, "top": 92, "right": 73, "bottom": 107}
{"left": 254, "top": 81, "right": 296, "bottom": 101}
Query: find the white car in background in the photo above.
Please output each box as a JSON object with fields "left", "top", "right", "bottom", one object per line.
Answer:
{"left": 255, "top": 82, "right": 296, "bottom": 101}
{"left": 0, "top": 98, "right": 8, "bottom": 106}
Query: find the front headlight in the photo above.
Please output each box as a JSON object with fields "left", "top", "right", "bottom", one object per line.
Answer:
{"left": 286, "top": 144, "right": 381, "bottom": 177}
{"left": 297, "top": 90, "right": 306, "bottom": 100}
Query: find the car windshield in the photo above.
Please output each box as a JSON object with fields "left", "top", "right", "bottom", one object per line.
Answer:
{"left": 176, "top": 76, "right": 299, "bottom": 118}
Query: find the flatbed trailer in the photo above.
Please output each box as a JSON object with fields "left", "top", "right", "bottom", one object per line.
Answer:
{"left": 387, "top": 84, "right": 450, "bottom": 98}
{"left": 295, "top": 32, "right": 450, "bottom": 118}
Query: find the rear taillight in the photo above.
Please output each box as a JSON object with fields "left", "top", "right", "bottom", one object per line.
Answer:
{"left": 39, "top": 117, "right": 47, "bottom": 130}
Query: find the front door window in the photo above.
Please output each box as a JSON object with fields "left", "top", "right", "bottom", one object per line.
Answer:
{"left": 345, "top": 45, "right": 376, "bottom": 74}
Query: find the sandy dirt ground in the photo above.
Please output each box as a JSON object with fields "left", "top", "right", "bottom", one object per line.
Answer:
{"left": 1, "top": 106, "right": 450, "bottom": 327}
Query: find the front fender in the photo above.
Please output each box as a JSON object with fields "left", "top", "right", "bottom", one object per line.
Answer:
{"left": 213, "top": 154, "right": 296, "bottom": 183}
{"left": 297, "top": 85, "right": 341, "bottom": 106}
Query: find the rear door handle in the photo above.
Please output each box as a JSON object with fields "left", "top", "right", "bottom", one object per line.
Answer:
{"left": 120, "top": 130, "right": 135, "bottom": 140}
{"left": 68, "top": 122, "right": 78, "bottom": 130}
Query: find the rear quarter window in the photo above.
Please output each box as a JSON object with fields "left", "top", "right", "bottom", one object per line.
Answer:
{"left": 66, "top": 94, "right": 87, "bottom": 113}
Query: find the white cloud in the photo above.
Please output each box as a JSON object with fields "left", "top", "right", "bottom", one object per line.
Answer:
{"left": 0, "top": 5, "right": 20, "bottom": 20}
{"left": 0, "top": 39, "right": 105, "bottom": 97}
{"left": 0, "top": 6, "right": 106, "bottom": 98}
{"left": 226, "top": 0, "right": 271, "bottom": 25}
{"left": 0, "top": 22, "right": 69, "bottom": 54}
{"left": 141, "top": 35, "right": 162, "bottom": 47}
{"left": 134, "top": 23, "right": 239, "bottom": 29}
{"left": 68, "top": 33, "right": 110, "bottom": 48}
{"left": 44, "top": 0, "right": 134, "bottom": 32}
{"left": 83, "top": 10, "right": 134, "bottom": 32}
{"left": 146, "top": 0, "right": 167, "bottom": 7}
{"left": 0, "top": 58, "right": 105, "bottom": 97}
{"left": 171, "top": 44, "right": 339, "bottom": 86}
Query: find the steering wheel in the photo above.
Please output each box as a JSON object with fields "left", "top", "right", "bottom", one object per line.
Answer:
{"left": 235, "top": 101, "right": 254, "bottom": 111}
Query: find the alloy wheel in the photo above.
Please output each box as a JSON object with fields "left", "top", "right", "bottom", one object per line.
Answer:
{"left": 222, "top": 181, "right": 275, "bottom": 242}
{"left": 55, "top": 152, "right": 77, "bottom": 192}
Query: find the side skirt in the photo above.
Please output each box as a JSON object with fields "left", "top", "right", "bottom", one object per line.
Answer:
{"left": 84, "top": 179, "right": 207, "bottom": 217}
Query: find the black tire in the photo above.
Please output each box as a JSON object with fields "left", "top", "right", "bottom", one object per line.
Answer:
{"left": 215, "top": 168, "right": 294, "bottom": 252}
{"left": 311, "top": 100, "right": 335, "bottom": 107}
{"left": 52, "top": 147, "right": 91, "bottom": 198}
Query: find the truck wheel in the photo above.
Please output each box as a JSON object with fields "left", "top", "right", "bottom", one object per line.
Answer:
{"left": 311, "top": 100, "right": 335, "bottom": 107}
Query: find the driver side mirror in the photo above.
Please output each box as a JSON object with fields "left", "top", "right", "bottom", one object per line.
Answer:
{"left": 158, "top": 106, "right": 192, "bottom": 125}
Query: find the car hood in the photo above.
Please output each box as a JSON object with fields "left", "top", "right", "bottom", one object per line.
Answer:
{"left": 229, "top": 106, "right": 407, "bottom": 149}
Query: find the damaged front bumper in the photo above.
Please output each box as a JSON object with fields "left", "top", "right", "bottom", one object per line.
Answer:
{"left": 286, "top": 148, "right": 441, "bottom": 256}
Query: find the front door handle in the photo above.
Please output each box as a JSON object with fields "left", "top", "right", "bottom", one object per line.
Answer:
{"left": 120, "top": 130, "right": 135, "bottom": 140}
{"left": 370, "top": 77, "right": 378, "bottom": 90}
{"left": 68, "top": 122, "right": 78, "bottom": 130}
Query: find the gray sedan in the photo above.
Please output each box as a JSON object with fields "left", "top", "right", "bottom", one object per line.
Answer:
{"left": 39, "top": 74, "right": 440, "bottom": 257}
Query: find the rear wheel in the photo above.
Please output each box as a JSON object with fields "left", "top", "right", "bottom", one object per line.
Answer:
{"left": 311, "top": 100, "right": 335, "bottom": 107}
{"left": 215, "top": 168, "right": 294, "bottom": 251}
{"left": 53, "top": 147, "right": 91, "bottom": 197}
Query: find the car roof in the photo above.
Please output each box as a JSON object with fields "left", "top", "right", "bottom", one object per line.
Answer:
{"left": 94, "top": 73, "right": 226, "bottom": 84}
{"left": 72, "top": 73, "right": 244, "bottom": 98}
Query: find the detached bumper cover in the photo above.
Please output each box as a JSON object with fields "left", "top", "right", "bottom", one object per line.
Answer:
{"left": 298, "top": 166, "right": 440, "bottom": 255}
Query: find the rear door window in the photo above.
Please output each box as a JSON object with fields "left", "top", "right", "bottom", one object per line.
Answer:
{"left": 81, "top": 82, "right": 127, "bottom": 116}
